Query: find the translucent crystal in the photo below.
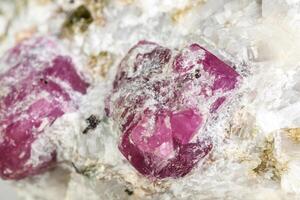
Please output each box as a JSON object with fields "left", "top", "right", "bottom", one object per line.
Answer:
{"left": 0, "top": 37, "right": 89, "bottom": 180}
{"left": 107, "top": 41, "right": 239, "bottom": 179}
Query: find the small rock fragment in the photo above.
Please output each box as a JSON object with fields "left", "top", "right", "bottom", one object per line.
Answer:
{"left": 82, "top": 115, "right": 101, "bottom": 134}
{"left": 62, "top": 5, "right": 93, "bottom": 36}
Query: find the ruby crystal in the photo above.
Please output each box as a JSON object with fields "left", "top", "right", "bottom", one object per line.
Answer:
{"left": 0, "top": 37, "right": 89, "bottom": 180}
{"left": 107, "top": 41, "right": 239, "bottom": 179}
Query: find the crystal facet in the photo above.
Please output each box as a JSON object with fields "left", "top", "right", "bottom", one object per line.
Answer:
{"left": 0, "top": 37, "right": 89, "bottom": 180}
{"left": 107, "top": 41, "right": 239, "bottom": 179}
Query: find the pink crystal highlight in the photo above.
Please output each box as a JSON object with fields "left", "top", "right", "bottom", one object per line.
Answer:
{"left": 170, "top": 109, "right": 203, "bottom": 145}
{"left": 107, "top": 41, "right": 239, "bottom": 179}
{"left": 0, "top": 37, "right": 89, "bottom": 180}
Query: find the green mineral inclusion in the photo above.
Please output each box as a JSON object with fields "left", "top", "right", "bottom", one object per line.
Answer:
{"left": 63, "top": 5, "right": 93, "bottom": 33}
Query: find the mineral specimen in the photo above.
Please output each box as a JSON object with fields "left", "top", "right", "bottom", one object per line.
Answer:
{"left": 0, "top": 37, "right": 89, "bottom": 180}
{"left": 106, "top": 41, "right": 239, "bottom": 179}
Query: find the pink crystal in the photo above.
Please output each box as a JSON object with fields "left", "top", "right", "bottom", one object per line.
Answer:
{"left": 170, "top": 109, "right": 203, "bottom": 145}
{"left": 0, "top": 37, "right": 89, "bottom": 180}
{"left": 107, "top": 41, "right": 239, "bottom": 179}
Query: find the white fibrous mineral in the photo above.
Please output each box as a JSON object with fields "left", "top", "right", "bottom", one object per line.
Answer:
{"left": 0, "top": 0, "right": 300, "bottom": 199}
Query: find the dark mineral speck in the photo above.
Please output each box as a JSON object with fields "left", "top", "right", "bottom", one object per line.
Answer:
{"left": 125, "top": 189, "right": 134, "bottom": 196}
{"left": 82, "top": 115, "right": 101, "bottom": 134}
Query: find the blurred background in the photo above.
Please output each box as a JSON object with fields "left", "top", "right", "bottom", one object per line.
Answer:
{"left": 0, "top": 180, "right": 19, "bottom": 200}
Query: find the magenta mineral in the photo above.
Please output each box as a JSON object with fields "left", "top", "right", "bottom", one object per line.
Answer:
{"left": 0, "top": 37, "right": 89, "bottom": 180}
{"left": 107, "top": 41, "right": 239, "bottom": 179}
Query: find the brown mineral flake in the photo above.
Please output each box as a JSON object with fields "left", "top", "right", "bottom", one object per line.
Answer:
{"left": 88, "top": 51, "right": 114, "bottom": 78}
{"left": 253, "top": 138, "right": 287, "bottom": 181}
{"left": 283, "top": 128, "right": 300, "bottom": 143}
